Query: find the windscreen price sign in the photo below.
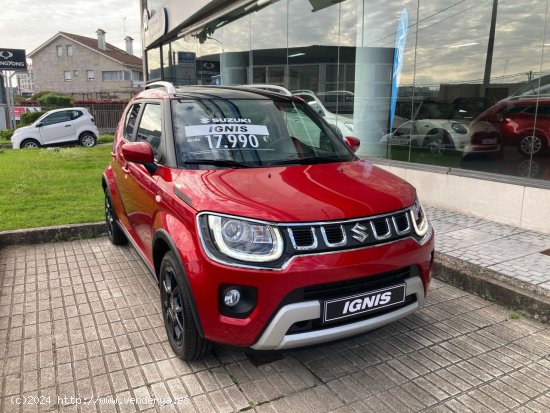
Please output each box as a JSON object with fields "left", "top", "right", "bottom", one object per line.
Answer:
{"left": 0, "top": 49, "right": 27, "bottom": 70}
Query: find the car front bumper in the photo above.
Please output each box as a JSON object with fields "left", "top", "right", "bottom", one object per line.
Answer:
{"left": 185, "top": 230, "right": 435, "bottom": 348}
{"left": 251, "top": 275, "right": 424, "bottom": 350}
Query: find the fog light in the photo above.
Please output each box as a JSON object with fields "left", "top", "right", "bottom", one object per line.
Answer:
{"left": 224, "top": 289, "right": 241, "bottom": 307}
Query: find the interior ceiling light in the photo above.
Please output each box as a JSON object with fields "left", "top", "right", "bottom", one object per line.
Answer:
{"left": 449, "top": 42, "right": 479, "bottom": 48}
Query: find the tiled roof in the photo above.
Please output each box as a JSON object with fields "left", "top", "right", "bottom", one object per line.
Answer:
{"left": 57, "top": 31, "right": 142, "bottom": 67}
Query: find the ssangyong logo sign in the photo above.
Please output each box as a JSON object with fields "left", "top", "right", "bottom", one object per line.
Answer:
{"left": 0, "top": 48, "right": 27, "bottom": 70}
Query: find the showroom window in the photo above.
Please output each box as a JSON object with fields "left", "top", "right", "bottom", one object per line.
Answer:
{"left": 142, "top": 0, "right": 550, "bottom": 182}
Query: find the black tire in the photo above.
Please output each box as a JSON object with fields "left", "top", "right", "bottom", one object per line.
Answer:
{"left": 104, "top": 190, "right": 127, "bottom": 245}
{"left": 20, "top": 139, "right": 40, "bottom": 149}
{"left": 79, "top": 133, "right": 97, "bottom": 147}
{"left": 423, "top": 136, "right": 444, "bottom": 156}
{"left": 159, "top": 251, "right": 210, "bottom": 361}
{"left": 518, "top": 134, "right": 546, "bottom": 156}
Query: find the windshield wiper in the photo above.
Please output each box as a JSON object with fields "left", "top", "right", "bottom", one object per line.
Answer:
{"left": 184, "top": 159, "right": 252, "bottom": 168}
{"left": 268, "top": 156, "right": 347, "bottom": 166}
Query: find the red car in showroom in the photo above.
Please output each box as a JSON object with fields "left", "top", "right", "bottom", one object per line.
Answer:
{"left": 102, "top": 82, "right": 434, "bottom": 360}
{"left": 474, "top": 98, "right": 550, "bottom": 156}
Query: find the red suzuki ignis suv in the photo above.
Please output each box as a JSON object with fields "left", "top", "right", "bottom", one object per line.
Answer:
{"left": 102, "top": 82, "right": 435, "bottom": 360}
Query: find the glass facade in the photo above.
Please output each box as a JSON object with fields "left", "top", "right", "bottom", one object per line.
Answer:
{"left": 143, "top": 0, "right": 550, "bottom": 182}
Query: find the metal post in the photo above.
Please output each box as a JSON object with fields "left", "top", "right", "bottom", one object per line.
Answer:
{"left": 6, "top": 71, "right": 16, "bottom": 129}
{"left": 483, "top": 0, "right": 499, "bottom": 94}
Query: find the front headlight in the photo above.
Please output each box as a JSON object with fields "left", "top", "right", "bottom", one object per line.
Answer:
{"left": 451, "top": 122, "right": 467, "bottom": 134}
{"left": 206, "top": 215, "right": 283, "bottom": 262}
{"left": 410, "top": 199, "right": 429, "bottom": 237}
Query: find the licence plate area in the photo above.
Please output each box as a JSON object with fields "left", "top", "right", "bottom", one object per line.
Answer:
{"left": 392, "top": 138, "right": 410, "bottom": 146}
{"left": 482, "top": 138, "right": 497, "bottom": 144}
{"left": 322, "top": 284, "right": 406, "bottom": 324}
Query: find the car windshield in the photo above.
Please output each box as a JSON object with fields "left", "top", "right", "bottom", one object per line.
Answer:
{"left": 171, "top": 97, "right": 355, "bottom": 169}
{"left": 416, "top": 102, "right": 453, "bottom": 120}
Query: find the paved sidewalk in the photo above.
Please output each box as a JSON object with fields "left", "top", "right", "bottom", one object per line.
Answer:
{"left": 1, "top": 229, "right": 550, "bottom": 411}
{"left": 427, "top": 206, "right": 550, "bottom": 295}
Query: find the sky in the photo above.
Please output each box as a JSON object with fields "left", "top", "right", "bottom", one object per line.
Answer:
{"left": 0, "top": 0, "right": 142, "bottom": 58}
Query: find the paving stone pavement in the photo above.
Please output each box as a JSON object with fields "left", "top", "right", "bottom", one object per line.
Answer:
{"left": 426, "top": 206, "right": 550, "bottom": 293}
{"left": 1, "top": 237, "right": 550, "bottom": 413}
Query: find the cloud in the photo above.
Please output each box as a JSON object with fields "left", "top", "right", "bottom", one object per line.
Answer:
{"left": 0, "top": 0, "right": 142, "bottom": 57}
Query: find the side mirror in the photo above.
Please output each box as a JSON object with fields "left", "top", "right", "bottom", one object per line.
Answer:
{"left": 36, "top": 122, "right": 43, "bottom": 127}
{"left": 344, "top": 136, "right": 360, "bottom": 153}
{"left": 122, "top": 142, "right": 154, "bottom": 164}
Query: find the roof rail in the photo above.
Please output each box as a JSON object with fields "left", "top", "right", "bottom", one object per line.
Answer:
{"left": 241, "top": 84, "right": 292, "bottom": 96}
{"left": 145, "top": 81, "right": 177, "bottom": 94}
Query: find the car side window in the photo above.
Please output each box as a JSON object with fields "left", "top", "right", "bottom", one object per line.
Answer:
{"left": 136, "top": 103, "right": 162, "bottom": 156}
{"left": 69, "top": 110, "right": 83, "bottom": 120}
{"left": 41, "top": 111, "right": 70, "bottom": 126}
{"left": 124, "top": 104, "right": 142, "bottom": 141}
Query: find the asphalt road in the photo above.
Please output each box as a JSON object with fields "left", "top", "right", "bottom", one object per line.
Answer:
{"left": 0, "top": 237, "right": 549, "bottom": 412}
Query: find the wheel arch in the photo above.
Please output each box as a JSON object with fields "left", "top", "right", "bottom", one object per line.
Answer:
{"left": 20, "top": 137, "right": 42, "bottom": 147}
{"left": 153, "top": 229, "right": 205, "bottom": 338}
{"left": 78, "top": 130, "right": 98, "bottom": 139}
{"left": 529, "top": 128, "right": 550, "bottom": 145}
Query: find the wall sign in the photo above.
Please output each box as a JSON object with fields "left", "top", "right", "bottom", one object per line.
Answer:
{"left": 0, "top": 49, "right": 27, "bottom": 71}
{"left": 143, "top": 8, "right": 168, "bottom": 48}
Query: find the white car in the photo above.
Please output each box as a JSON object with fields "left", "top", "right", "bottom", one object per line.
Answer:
{"left": 381, "top": 119, "right": 500, "bottom": 155}
{"left": 292, "top": 90, "right": 354, "bottom": 137}
{"left": 11, "top": 107, "right": 99, "bottom": 149}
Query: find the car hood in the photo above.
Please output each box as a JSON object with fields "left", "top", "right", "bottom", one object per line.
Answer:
{"left": 12, "top": 125, "right": 32, "bottom": 135}
{"left": 174, "top": 160, "right": 416, "bottom": 222}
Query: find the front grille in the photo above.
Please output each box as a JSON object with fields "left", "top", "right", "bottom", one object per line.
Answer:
{"left": 371, "top": 218, "right": 391, "bottom": 239}
{"left": 285, "top": 208, "right": 414, "bottom": 254}
{"left": 287, "top": 227, "right": 317, "bottom": 250}
{"left": 303, "top": 266, "right": 411, "bottom": 301}
{"left": 322, "top": 225, "right": 346, "bottom": 246}
{"left": 393, "top": 212, "right": 411, "bottom": 233}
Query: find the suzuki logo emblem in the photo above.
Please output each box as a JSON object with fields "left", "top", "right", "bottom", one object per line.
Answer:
{"left": 0, "top": 51, "right": 14, "bottom": 60}
{"left": 351, "top": 223, "right": 368, "bottom": 242}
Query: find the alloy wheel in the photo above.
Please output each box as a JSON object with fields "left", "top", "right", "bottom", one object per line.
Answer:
{"left": 105, "top": 196, "right": 115, "bottom": 239}
{"left": 23, "top": 141, "right": 39, "bottom": 149}
{"left": 81, "top": 134, "right": 96, "bottom": 147}
{"left": 520, "top": 135, "right": 542, "bottom": 155}
{"left": 161, "top": 267, "right": 185, "bottom": 346}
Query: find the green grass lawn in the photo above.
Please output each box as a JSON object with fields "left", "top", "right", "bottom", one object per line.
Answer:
{"left": 0, "top": 145, "right": 112, "bottom": 231}
{"left": 0, "top": 134, "right": 113, "bottom": 146}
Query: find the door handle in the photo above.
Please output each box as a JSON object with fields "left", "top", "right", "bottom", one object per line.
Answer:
{"left": 122, "top": 166, "right": 130, "bottom": 174}
{"left": 65, "top": 125, "right": 71, "bottom": 127}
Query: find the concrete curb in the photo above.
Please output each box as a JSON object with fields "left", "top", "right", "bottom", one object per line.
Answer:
{"left": 1, "top": 223, "right": 548, "bottom": 323}
{"left": 0, "top": 222, "right": 106, "bottom": 245}
{"left": 432, "top": 251, "right": 550, "bottom": 323}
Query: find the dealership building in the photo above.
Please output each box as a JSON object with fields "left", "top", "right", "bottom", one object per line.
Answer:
{"left": 140, "top": 0, "right": 550, "bottom": 233}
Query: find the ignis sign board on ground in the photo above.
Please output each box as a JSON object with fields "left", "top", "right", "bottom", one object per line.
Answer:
{"left": 0, "top": 49, "right": 27, "bottom": 70}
